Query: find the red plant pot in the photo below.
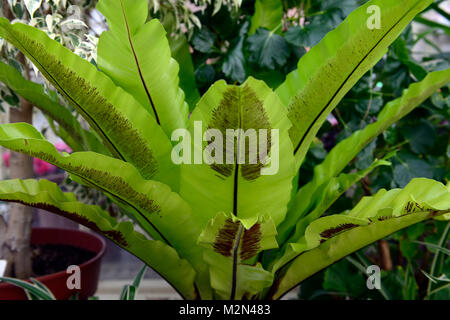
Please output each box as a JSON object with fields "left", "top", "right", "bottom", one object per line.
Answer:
{"left": 0, "top": 228, "right": 106, "bottom": 300}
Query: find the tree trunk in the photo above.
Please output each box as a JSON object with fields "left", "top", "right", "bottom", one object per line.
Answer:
{"left": 0, "top": 0, "right": 34, "bottom": 277}
{"left": 0, "top": 98, "right": 34, "bottom": 278}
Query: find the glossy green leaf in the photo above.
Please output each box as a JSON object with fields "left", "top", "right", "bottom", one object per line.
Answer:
{"left": 97, "top": 0, "right": 189, "bottom": 136}
{"left": 180, "top": 77, "right": 296, "bottom": 227}
{"left": 268, "top": 178, "right": 450, "bottom": 299}
{"left": 284, "top": 158, "right": 392, "bottom": 245}
{"left": 0, "top": 178, "right": 198, "bottom": 299}
{"left": 198, "top": 212, "right": 277, "bottom": 299}
{"left": 0, "top": 60, "right": 105, "bottom": 154}
{"left": 0, "top": 122, "right": 212, "bottom": 298}
{"left": 168, "top": 33, "right": 201, "bottom": 109}
{"left": 277, "top": 69, "right": 450, "bottom": 243}
{"left": 276, "top": 0, "right": 433, "bottom": 166}
{"left": 204, "top": 250, "right": 273, "bottom": 300}
{"left": 0, "top": 18, "right": 177, "bottom": 187}
{"left": 198, "top": 212, "right": 278, "bottom": 261}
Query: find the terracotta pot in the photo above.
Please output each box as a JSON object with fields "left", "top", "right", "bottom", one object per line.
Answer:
{"left": 0, "top": 228, "right": 106, "bottom": 300}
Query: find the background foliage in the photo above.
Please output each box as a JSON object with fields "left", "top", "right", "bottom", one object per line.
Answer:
{"left": 0, "top": 0, "right": 449, "bottom": 299}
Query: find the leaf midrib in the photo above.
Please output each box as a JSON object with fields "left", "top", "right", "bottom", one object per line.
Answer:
{"left": 230, "top": 223, "right": 244, "bottom": 300}
{"left": 293, "top": 4, "right": 419, "bottom": 155}
{"left": 5, "top": 27, "right": 125, "bottom": 161}
{"left": 69, "top": 171, "right": 171, "bottom": 246}
{"left": 233, "top": 88, "right": 244, "bottom": 217}
{"left": 271, "top": 208, "right": 450, "bottom": 300}
{"left": 119, "top": 0, "right": 160, "bottom": 124}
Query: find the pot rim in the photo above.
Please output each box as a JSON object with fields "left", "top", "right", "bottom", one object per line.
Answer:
{"left": 0, "top": 227, "right": 106, "bottom": 288}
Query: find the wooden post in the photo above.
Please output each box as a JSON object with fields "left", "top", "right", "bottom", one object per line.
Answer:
{"left": 0, "top": 1, "right": 34, "bottom": 278}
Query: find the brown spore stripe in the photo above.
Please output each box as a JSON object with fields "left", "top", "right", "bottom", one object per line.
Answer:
{"left": 240, "top": 223, "right": 262, "bottom": 260}
{"left": 240, "top": 84, "right": 271, "bottom": 181}
{"left": 288, "top": 5, "right": 419, "bottom": 155}
{"left": 213, "top": 218, "right": 240, "bottom": 257}
{"left": 207, "top": 85, "right": 272, "bottom": 181}
{"left": 7, "top": 28, "right": 158, "bottom": 179}
{"left": 16, "top": 148, "right": 160, "bottom": 214}
{"left": 404, "top": 201, "right": 424, "bottom": 214}
{"left": 13, "top": 147, "right": 170, "bottom": 243}
{"left": 320, "top": 223, "right": 359, "bottom": 239}
{"left": 6, "top": 199, "right": 128, "bottom": 246}
{"left": 208, "top": 87, "right": 239, "bottom": 178}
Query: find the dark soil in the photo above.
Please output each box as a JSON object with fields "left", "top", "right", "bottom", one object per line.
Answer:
{"left": 31, "top": 244, "right": 96, "bottom": 277}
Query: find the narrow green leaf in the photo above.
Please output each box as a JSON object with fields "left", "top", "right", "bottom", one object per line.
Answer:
{"left": 199, "top": 213, "right": 277, "bottom": 299}
{"left": 169, "top": 33, "right": 201, "bottom": 109}
{"left": 267, "top": 178, "right": 450, "bottom": 299}
{"left": 0, "top": 276, "right": 54, "bottom": 300}
{"left": 284, "top": 158, "right": 392, "bottom": 245}
{"left": 0, "top": 18, "right": 177, "bottom": 188}
{"left": 0, "top": 123, "right": 212, "bottom": 298}
{"left": 0, "top": 60, "right": 105, "bottom": 154}
{"left": 277, "top": 69, "right": 450, "bottom": 243}
{"left": 414, "top": 240, "right": 450, "bottom": 256}
{"left": 427, "top": 221, "right": 450, "bottom": 297}
{"left": 180, "top": 77, "right": 296, "bottom": 227}
{"left": 97, "top": 0, "right": 189, "bottom": 136}
{"left": 0, "top": 179, "right": 198, "bottom": 300}
{"left": 204, "top": 250, "right": 273, "bottom": 300}
{"left": 120, "top": 264, "right": 148, "bottom": 300}
{"left": 276, "top": 0, "right": 433, "bottom": 166}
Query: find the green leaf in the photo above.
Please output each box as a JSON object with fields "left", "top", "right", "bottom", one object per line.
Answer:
{"left": 0, "top": 276, "right": 54, "bottom": 300}
{"left": 393, "top": 154, "right": 433, "bottom": 188}
{"left": 0, "top": 123, "right": 212, "bottom": 298}
{"left": 222, "top": 22, "right": 249, "bottom": 83}
{"left": 414, "top": 241, "right": 450, "bottom": 256}
{"left": 284, "top": 158, "right": 392, "bottom": 245}
{"left": 422, "top": 271, "right": 450, "bottom": 284}
{"left": 198, "top": 213, "right": 277, "bottom": 299}
{"left": 0, "top": 18, "right": 177, "bottom": 187}
{"left": 195, "top": 65, "right": 216, "bottom": 87}
{"left": 426, "top": 221, "right": 450, "bottom": 298}
{"left": 322, "top": 259, "right": 367, "bottom": 298}
{"left": 267, "top": 178, "right": 450, "bottom": 299}
{"left": 0, "top": 60, "right": 105, "bottom": 154}
{"left": 179, "top": 77, "right": 296, "bottom": 227}
{"left": 168, "top": 33, "right": 201, "bottom": 109}
{"left": 247, "top": 28, "right": 291, "bottom": 70}
{"left": 277, "top": 69, "right": 450, "bottom": 243}
{"left": 355, "top": 140, "right": 377, "bottom": 170}
{"left": 29, "top": 278, "right": 55, "bottom": 299}
{"left": 285, "top": 24, "right": 329, "bottom": 48}
{"left": 249, "top": 0, "right": 283, "bottom": 35}
{"left": 402, "top": 119, "right": 436, "bottom": 154}
{"left": 204, "top": 250, "right": 273, "bottom": 300}
{"left": 0, "top": 178, "right": 198, "bottom": 300}
{"left": 276, "top": 0, "right": 433, "bottom": 166}
{"left": 192, "top": 27, "right": 216, "bottom": 53}
{"left": 97, "top": 0, "right": 189, "bottom": 137}
{"left": 120, "top": 264, "right": 147, "bottom": 300}
{"left": 198, "top": 212, "right": 278, "bottom": 261}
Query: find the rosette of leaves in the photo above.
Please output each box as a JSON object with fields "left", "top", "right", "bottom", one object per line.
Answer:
{"left": 0, "top": 0, "right": 449, "bottom": 300}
